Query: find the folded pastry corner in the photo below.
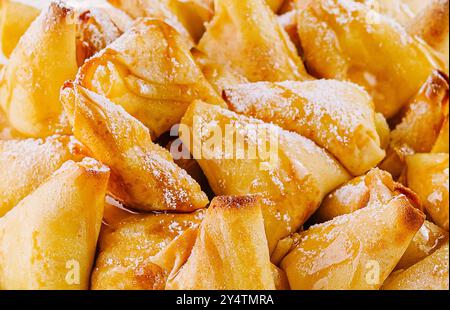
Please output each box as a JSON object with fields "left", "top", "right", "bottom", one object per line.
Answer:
{"left": 380, "top": 70, "right": 449, "bottom": 177}
{"left": 0, "top": 135, "right": 88, "bottom": 217}
{"left": 296, "top": 0, "right": 439, "bottom": 118}
{"left": 382, "top": 242, "right": 449, "bottom": 290}
{"left": 92, "top": 209, "right": 203, "bottom": 290}
{"left": 0, "top": 1, "right": 78, "bottom": 137}
{"left": 405, "top": 153, "right": 449, "bottom": 231}
{"left": 0, "top": 158, "right": 110, "bottom": 289}
{"left": 281, "top": 195, "right": 425, "bottom": 290}
{"left": 224, "top": 80, "right": 387, "bottom": 176}
{"left": 166, "top": 195, "right": 276, "bottom": 290}
{"left": 180, "top": 100, "right": 350, "bottom": 251}
{"left": 198, "top": 0, "right": 310, "bottom": 82}
{"left": 61, "top": 82, "right": 209, "bottom": 212}
{"left": 76, "top": 17, "right": 223, "bottom": 140}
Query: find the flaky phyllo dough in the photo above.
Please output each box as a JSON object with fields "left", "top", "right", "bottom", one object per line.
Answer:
{"left": 61, "top": 83, "right": 209, "bottom": 212}
{"left": 224, "top": 80, "right": 389, "bottom": 176}
{"left": 296, "top": 0, "right": 443, "bottom": 118}
{"left": 0, "top": 2, "right": 77, "bottom": 137}
{"left": 76, "top": 18, "right": 223, "bottom": 139}
{"left": 0, "top": 0, "right": 449, "bottom": 291}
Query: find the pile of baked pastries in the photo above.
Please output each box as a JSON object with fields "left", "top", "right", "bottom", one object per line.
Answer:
{"left": 0, "top": 0, "right": 448, "bottom": 290}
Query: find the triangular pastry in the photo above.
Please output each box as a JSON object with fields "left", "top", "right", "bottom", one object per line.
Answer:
{"left": 0, "top": 2, "right": 78, "bottom": 137}
{"left": 75, "top": 18, "right": 223, "bottom": 139}
{"left": 405, "top": 153, "right": 449, "bottom": 231}
{"left": 91, "top": 209, "right": 204, "bottom": 290}
{"left": 61, "top": 83, "right": 209, "bottom": 212}
{"left": 297, "top": 0, "right": 439, "bottom": 118}
{"left": 198, "top": 0, "right": 310, "bottom": 82}
{"left": 0, "top": 135, "right": 86, "bottom": 217}
{"left": 0, "top": 158, "right": 109, "bottom": 289}
{"left": 224, "top": 80, "right": 388, "bottom": 176}
{"left": 166, "top": 196, "right": 276, "bottom": 290}
{"left": 180, "top": 101, "right": 350, "bottom": 251}
{"left": 280, "top": 195, "right": 425, "bottom": 290}
{"left": 382, "top": 242, "right": 449, "bottom": 290}
{"left": 380, "top": 71, "right": 449, "bottom": 177}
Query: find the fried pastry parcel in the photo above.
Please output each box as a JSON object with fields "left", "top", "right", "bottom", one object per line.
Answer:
{"left": 432, "top": 115, "right": 449, "bottom": 153}
{"left": 316, "top": 168, "right": 447, "bottom": 270}
{"left": 180, "top": 101, "right": 350, "bottom": 251}
{"left": 198, "top": 0, "right": 310, "bottom": 83}
{"left": 383, "top": 242, "right": 449, "bottom": 290}
{"left": 166, "top": 196, "right": 275, "bottom": 290}
{"left": 76, "top": 5, "right": 133, "bottom": 66}
{"left": 76, "top": 18, "right": 223, "bottom": 139}
{"left": 61, "top": 83, "right": 209, "bottom": 212}
{"left": 405, "top": 153, "right": 449, "bottom": 231}
{"left": 224, "top": 80, "right": 388, "bottom": 176}
{"left": 297, "top": 0, "right": 438, "bottom": 118}
{"left": 0, "top": 135, "right": 86, "bottom": 217}
{"left": 380, "top": 71, "right": 449, "bottom": 177}
{"left": 92, "top": 209, "right": 204, "bottom": 290}
{"left": 0, "top": 158, "right": 109, "bottom": 289}
{"left": 108, "top": 0, "right": 212, "bottom": 42}
{"left": 281, "top": 195, "right": 425, "bottom": 290}
{"left": 315, "top": 168, "right": 419, "bottom": 223}
{"left": 0, "top": 2, "right": 77, "bottom": 137}
{"left": 0, "top": 0, "right": 40, "bottom": 58}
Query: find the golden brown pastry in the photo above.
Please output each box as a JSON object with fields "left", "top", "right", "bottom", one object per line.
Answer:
{"left": 0, "top": 108, "right": 22, "bottom": 140}
{"left": 224, "top": 80, "right": 388, "bottom": 176}
{"left": 380, "top": 71, "right": 449, "bottom": 177}
{"left": 297, "top": 0, "right": 439, "bottom": 118}
{"left": 405, "top": 153, "right": 449, "bottom": 231}
{"left": 198, "top": 0, "right": 310, "bottom": 82}
{"left": 180, "top": 101, "right": 350, "bottom": 251}
{"left": 397, "top": 221, "right": 448, "bottom": 270}
{"left": 382, "top": 242, "right": 449, "bottom": 290}
{"left": 108, "top": 0, "right": 211, "bottom": 42}
{"left": 75, "top": 18, "right": 223, "bottom": 139}
{"left": 0, "top": 0, "right": 40, "bottom": 58}
{"left": 192, "top": 49, "right": 249, "bottom": 95}
{"left": 61, "top": 83, "right": 209, "bottom": 212}
{"left": 76, "top": 6, "right": 133, "bottom": 67}
{"left": 92, "top": 210, "right": 203, "bottom": 290}
{"left": 315, "top": 168, "right": 420, "bottom": 223}
{"left": 0, "top": 135, "right": 87, "bottom": 217}
{"left": 0, "top": 158, "right": 109, "bottom": 289}
{"left": 166, "top": 196, "right": 276, "bottom": 290}
{"left": 408, "top": 0, "right": 449, "bottom": 70}
{"left": 281, "top": 195, "right": 425, "bottom": 290}
{"left": 432, "top": 116, "right": 449, "bottom": 153}
{"left": 0, "top": 2, "right": 77, "bottom": 137}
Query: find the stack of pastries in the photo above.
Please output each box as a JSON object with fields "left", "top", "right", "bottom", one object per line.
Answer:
{"left": 0, "top": 0, "right": 448, "bottom": 290}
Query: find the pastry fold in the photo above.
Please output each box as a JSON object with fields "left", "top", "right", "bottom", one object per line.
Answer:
{"left": 0, "top": 2, "right": 77, "bottom": 137}
{"left": 0, "top": 0, "right": 39, "bottom": 58}
{"left": 0, "top": 135, "right": 87, "bottom": 217}
{"left": 380, "top": 71, "right": 449, "bottom": 177}
{"left": 92, "top": 209, "right": 203, "bottom": 290}
{"left": 61, "top": 83, "right": 209, "bottom": 212}
{"left": 297, "top": 0, "right": 438, "bottom": 118}
{"left": 76, "top": 18, "right": 223, "bottom": 139}
{"left": 280, "top": 195, "right": 425, "bottom": 290}
{"left": 198, "top": 0, "right": 310, "bottom": 82}
{"left": 405, "top": 153, "right": 449, "bottom": 231}
{"left": 108, "top": 0, "right": 212, "bottom": 42}
{"left": 224, "top": 80, "right": 387, "bottom": 176}
{"left": 0, "top": 158, "right": 109, "bottom": 289}
{"left": 382, "top": 242, "right": 449, "bottom": 290}
{"left": 180, "top": 101, "right": 350, "bottom": 251}
{"left": 166, "top": 196, "right": 276, "bottom": 290}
